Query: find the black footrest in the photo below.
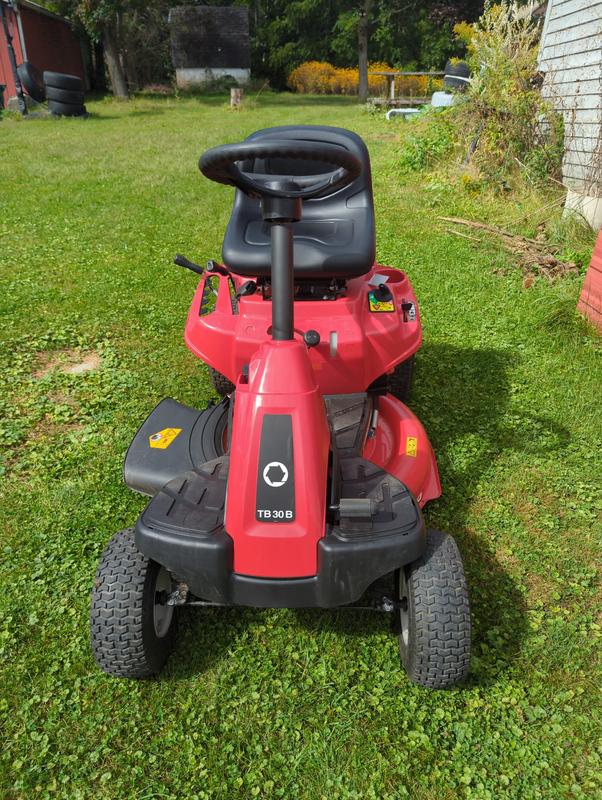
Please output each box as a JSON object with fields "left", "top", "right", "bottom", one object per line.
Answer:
{"left": 124, "top": 397, "right": 228, "bottom": 496}
{"left": 335, "top": 456, "right": 420, "bottom": 539}
{"left": 139, "top": 457, "right": 229, "bottom": 537}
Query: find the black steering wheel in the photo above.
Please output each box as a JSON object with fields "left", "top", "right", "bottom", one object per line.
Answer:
{"left": 199, "top": 140, "right": 362, "bottom": 200}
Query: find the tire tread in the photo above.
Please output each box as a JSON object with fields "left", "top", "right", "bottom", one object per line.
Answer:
{"left": 90, "top": 528, "right": 172, "bottom": 678}
{"left": 209, "top": 366, "right": 235, "bottom": 396}
{"left": 401, "top": 530, "right": 471, "bottom": 688}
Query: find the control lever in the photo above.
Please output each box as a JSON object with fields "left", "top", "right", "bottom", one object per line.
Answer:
{"left": 174, "top": 254, "right": 204, "bottom": 275}
{"left": 266, "top": 326, "right": 321, "bottom": 346}
{"left": 173, "top": 255, "right": 230, "bottom": 278}
{"left": 373, "top": 283, "right": 393, "bottom": 303}
{"left": 303, "top": 329, "right": 320, "bottom": 348}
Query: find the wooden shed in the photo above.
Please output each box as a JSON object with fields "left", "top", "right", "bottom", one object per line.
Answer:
{"left": 168, "top": 5, "right": 250, "bottom": 88}
{"left": 538, "top": 1, "right": 602, "bottom": 231}
{"left": 0, "top": 0, "right": 86, "bottom": 107}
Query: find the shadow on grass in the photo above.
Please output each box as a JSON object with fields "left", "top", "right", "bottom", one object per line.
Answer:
{"left": 83, "top": 108, "right": 169, "bottom": 121}
{"left": 418, "top": 343, "right": 569, "bottom": 684}
{"left": 165, "top": 607, "right": 254, "bottom": 679}
{"left": 251, "top": 93, "right": 359, "bottom": 107}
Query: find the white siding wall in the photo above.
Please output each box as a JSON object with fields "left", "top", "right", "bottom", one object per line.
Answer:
{"left": 538, "top": 0, "right": 602, "bottom": 196}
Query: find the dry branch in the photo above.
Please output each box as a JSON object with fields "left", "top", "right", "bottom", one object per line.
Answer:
{"left": 439, "top": 216, "right": 545, "bottom": 246}
{"left": 438, "top": 215, "right": 578, "bottom": 281}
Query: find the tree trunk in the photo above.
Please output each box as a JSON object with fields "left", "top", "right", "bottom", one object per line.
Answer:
{"left": 102, "top": 23, "right": 129, "bottom": 98}
{"left": 93, "top": 40, "right": 107, "bottom": 92}
{"left": 357, "top": 0, "right": 373, "bottom": 103}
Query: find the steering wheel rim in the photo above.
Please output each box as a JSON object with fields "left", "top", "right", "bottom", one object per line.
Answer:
{"left": 199, "top": 139, "right": 362, "bottom": 200}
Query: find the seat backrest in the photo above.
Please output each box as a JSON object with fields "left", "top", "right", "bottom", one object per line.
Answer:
{"left": 221, "top": 125, "right": 376, "bottom": 279}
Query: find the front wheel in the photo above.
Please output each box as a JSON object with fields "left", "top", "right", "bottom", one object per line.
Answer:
{"left": 397, "top": 529, "right": 471, "bottom": 688}
{"left": 90, "top": 528, "right": 176, "bottom": 678}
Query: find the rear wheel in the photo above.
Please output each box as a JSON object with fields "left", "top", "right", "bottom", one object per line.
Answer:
{"left": 90, "top": 528, "right": 176, "bottom": 678}
{"left": 388, "top": 355, "right": 415, "bottom": 402}
{"left": 397, "top": 529, "right": 471, "bottom": 688}
{"left": 209, "top": 366, "right": 235, "bottom": 396}
{"left": 193, "top": 398, "right": 229, "bottom": 458}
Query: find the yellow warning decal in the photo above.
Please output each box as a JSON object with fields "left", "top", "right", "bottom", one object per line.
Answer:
{"left": 368, "top": 291, "right": 395, "bottom": 312}
{"left": 405, "top": 435, "right": 418, "bottom": 457}
{"left": 149, "top": 427, "right": 182, "bottom": 449}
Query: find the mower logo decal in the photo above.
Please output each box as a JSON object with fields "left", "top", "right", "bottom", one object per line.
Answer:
{"left": 405, "top": 436, "right": 418, "bottom": 458}
{"left": 263, "top": 461, "right": 289, "bottom": 488}
{"left": 368, "top": 291, "right": 395, "bottom": 312}
{"left": 256, "top": 414, "right": 295, "bottom": 523}
{"left": 149, "top": 427, "right": 182, "bottom": 449}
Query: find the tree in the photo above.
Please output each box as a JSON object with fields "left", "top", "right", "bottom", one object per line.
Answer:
{"left": 40, "top": 0, "right": 131, "bottom": 97}
{"left": 357, "top": 0, "right": 373, "bottom": 103}
{"left": 99, "top": 13, "right": 128, "bottom": 97}
{"left": 246, "top": 0, "right": 484, "bottom": 89}
{"left": 40, "top": 0, "right": 485, "bottom": 96}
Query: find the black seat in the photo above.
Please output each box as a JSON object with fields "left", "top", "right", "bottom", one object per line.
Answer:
{"left": 221, "top": 125, "right": 376, "bottom": 279}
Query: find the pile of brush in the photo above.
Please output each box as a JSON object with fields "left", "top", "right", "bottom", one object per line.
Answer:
{"left": 440, "top": 216, "right": 578, "bottom": 284}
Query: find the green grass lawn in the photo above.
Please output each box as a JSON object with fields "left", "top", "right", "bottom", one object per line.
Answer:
{"left": 1, "top": 94, "right": 600, "bottom": 800}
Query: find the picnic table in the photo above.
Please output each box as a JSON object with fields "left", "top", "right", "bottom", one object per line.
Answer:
{"left": 368, "top": 70, "right": 444, "bottom": 103}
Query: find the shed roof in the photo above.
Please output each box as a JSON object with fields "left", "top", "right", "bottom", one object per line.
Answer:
{"left": 2, "top": 0, "right": 70, "bottom": 24}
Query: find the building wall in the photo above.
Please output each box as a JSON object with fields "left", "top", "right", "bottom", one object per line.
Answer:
{"left": 175, "top": 67, "right": 250, "bottom": 88}
{"left": 538, "top": 0, "right": 602, "bottom": 224}
{"left": 0, "top": 0, "right": 84, "bottom": 106}
{"left": 0, "top": 4, "right": 24, "bottom": 105}
{"left": 19, "top": 4, "right": 84, "bottom": 79}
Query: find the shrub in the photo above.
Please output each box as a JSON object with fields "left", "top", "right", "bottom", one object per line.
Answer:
{"left": 139, "top": 84, "right": 173, "bottom": 96}
{"left": 452, "top": 1, "right": 563, "bottom": 186}
{"left": 287, "top": 62, "right": 337, "bottom": 94}
{"left": 397, "top": 2, "right": 564, "bottom": 190}
{"left": 287, "top": 61, "right": 442, "bottom": 96}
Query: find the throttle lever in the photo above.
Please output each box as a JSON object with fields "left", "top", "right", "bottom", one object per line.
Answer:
{"left": 174, "top": 254, "right": 204, "bottom": 275}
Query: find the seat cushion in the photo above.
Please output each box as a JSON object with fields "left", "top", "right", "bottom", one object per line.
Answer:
{"left": 221, "top": 126, "right": 376, "bottom": 279}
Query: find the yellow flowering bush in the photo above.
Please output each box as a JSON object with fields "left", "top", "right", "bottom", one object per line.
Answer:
{"left": 287, "top": 62, "right": 337, "bottom": 94}
{"left": 287, "top": 61, "right": 442, "bottom": 96}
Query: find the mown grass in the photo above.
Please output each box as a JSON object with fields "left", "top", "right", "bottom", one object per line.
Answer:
{"left": 1, "top": 94, "right": 600, "bottom": 800}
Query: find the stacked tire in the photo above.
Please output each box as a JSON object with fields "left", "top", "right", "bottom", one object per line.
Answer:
{"left": 16, "top": 62, "right": 46, "bottom": 103}
{"left": 43, "top": 71, "right": 87, "bottom": 117}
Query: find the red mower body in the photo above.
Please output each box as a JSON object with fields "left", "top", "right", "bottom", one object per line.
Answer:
{"left": 182, "top": 263, "right": 440, "bottom": 579}
{"left": 94, "top": 126, "right": 471, "bottom": 689}
{"left": 185, "top": 265, "right": 421, "bottom": 395}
